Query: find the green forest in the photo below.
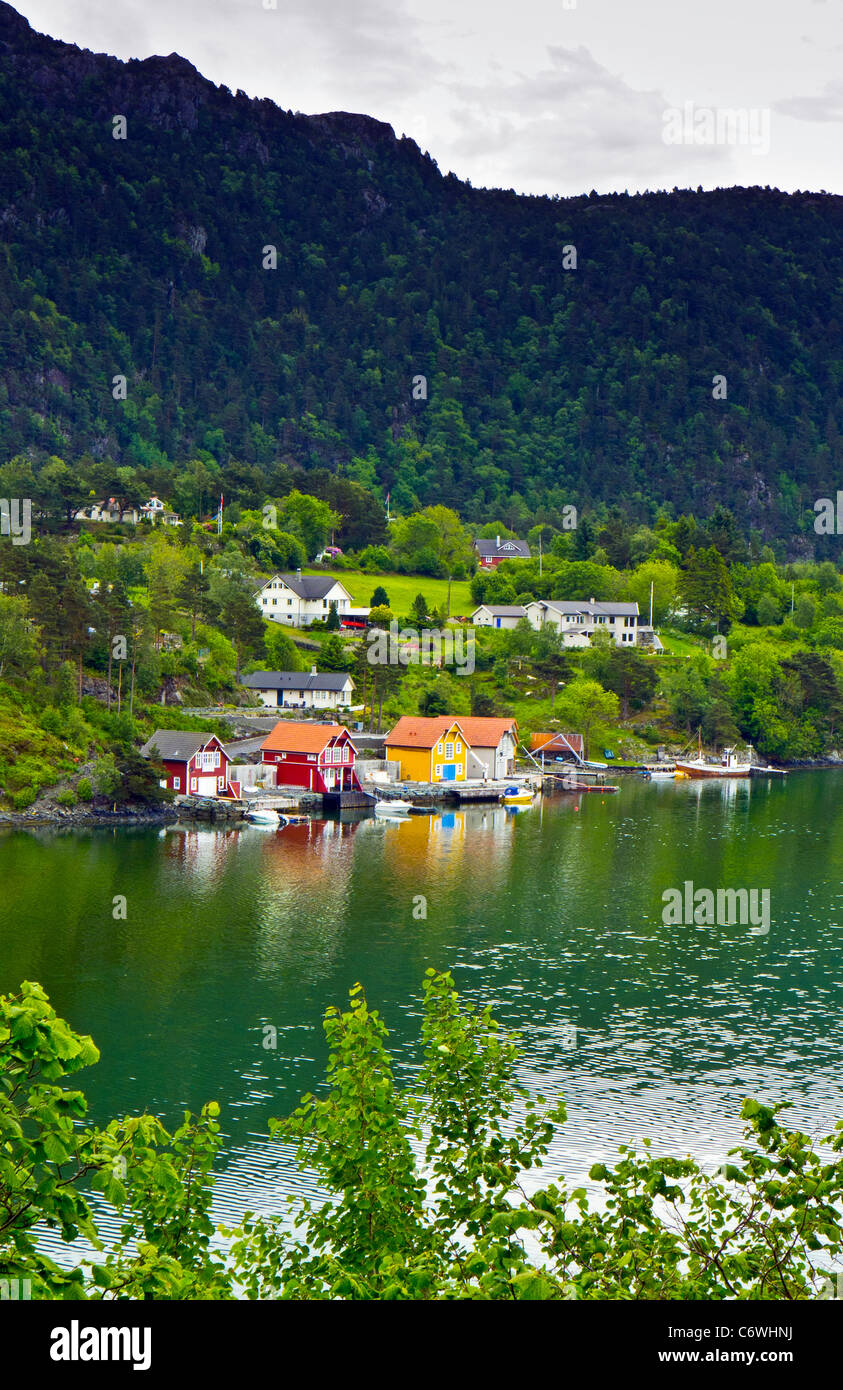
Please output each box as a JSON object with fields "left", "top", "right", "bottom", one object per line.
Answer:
{"left": 0, "top": 1, "right": 842, "bottom": 543}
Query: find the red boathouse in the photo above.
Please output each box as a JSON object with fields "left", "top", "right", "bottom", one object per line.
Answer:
{"left": 259, "top": 722, "right": 361, "bottom": 793}
{"left": 140, "top": 730, "right": 240, "bottom": 798}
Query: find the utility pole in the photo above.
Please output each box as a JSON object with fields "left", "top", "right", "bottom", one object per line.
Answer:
{"left": 649, "top": 580, "right": 654, "bottom": 628}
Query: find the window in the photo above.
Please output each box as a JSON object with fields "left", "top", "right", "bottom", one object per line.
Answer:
{"left": 198, "top": 750, "right": 218, "bottom": 770}
{"left": 444, "top": 742, "right": 454, "bottom": 759}
{"left": 437, "top": 742, "right": 443, "bottom": 755}
{"left": 190, "top": 777, "right": 198, "bottom": 791}
{"left": 173, "top": 776, "right": 180, "bottom": 790}
{"left": 435, "top": 764, "right": 442, "bottom": 777}
{"left": 217, "top": 775, "right": 225, "bottom": 789}
{"left": 455, "top": 742, "right": 462, "bottom": 754}
{"left": 343, "top": 745, "right": 349, "bottom": 762}
{"left": 455, "top": 764, "right": 463, "bottom": 777}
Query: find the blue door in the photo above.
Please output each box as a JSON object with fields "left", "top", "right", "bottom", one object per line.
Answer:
{"left": 495, "top": 617, "right": 502, "bottom": 628}
{"left": 443, "top": 764, "right": 457, "bottom": 781}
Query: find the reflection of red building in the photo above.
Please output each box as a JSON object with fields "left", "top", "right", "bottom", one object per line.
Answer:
{"left": 259, "top": 723, "right": 361, "bottom": 793}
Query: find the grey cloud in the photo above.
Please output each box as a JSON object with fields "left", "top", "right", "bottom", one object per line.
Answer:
{"left": 774, "top": 79, "right": 843, "bottom": 122}
{"left": 445, "top": 45, "right": 728, "bottom": 194}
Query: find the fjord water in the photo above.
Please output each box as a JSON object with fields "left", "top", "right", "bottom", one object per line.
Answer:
{"left": 2, "top": 773, "right": 843, "bottom": 1234}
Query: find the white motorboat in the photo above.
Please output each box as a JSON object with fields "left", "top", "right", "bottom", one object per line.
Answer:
{"left": 245, "top": 807, "right": 283, "bottom": 826}
{"left": 374, "top": 798, "right": 413, "bottom": 816}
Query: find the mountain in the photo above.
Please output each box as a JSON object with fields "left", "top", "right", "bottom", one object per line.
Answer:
{"left": 1, "top": 0, "right": 842, "bottom": 543}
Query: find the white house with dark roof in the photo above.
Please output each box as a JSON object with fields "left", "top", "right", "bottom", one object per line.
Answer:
{"left": 240, "top": 667, "right": 355, "bottom": 710}
{"left": 470, "top": 604, "right": 528, "bottom": 629}
{"left": 526, "top": 598, "right": 662, "bottom": 650}
{"left": 474, "top": 536, "right": 532, "bottom": 569}
{"left": 255, "top": 571, "right": 353, "bottom": 627}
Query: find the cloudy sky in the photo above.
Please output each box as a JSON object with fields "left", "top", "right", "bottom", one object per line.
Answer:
{"left": 13, "top": 0, "right": 843, "bottom": 196}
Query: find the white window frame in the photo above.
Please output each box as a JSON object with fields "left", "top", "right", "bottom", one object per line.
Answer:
{"left": 173, "top": 776, "right": 180, "bottom": 790}
{"left": 434, "top": 764, "right": 442, "bottom": 777}
{"left": 190, "top": 777, "right": 198, "bottom": 792}
{"left": 444, "top": 742, "right": 454, "bottom": 759}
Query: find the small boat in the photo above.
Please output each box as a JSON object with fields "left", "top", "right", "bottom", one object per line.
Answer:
{"left": 502, "top": 786, "right": 534, "bottom": 805}
{"left": 374, "top": 798, "right": 412, "bottom": 816}
{"left": 637, "top": 764, "right": 677, "bottom": 781}
{"left": 245, "top": 807, "right": 283, "bottom": 825}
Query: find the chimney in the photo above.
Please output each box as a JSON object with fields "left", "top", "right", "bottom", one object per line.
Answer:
{"left": 496, "top": 534, "right": 500, "bottom": 548}
{"left": 296, "top": 567, "right": 302, "bottom": 580}
{"left": 311, "top": 665, "right": 317, "bottom": 675}
{"left": 589, "top": 596, "right": 595, "bottom": 604}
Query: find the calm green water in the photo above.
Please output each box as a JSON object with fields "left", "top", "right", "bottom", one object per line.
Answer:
{"left": 2, "top": 773, "right": 843, "bottom": 1242}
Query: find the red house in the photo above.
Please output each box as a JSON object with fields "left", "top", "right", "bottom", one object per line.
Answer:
{"left": 140, "top": 731, "right": 240, "bottom": 798}
{"left": 259, "top": 722, "right": 361, "bottom": 793}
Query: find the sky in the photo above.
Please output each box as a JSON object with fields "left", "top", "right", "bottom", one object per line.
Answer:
{"left": 12, "top": 0, "right": 843, "bottom": 197}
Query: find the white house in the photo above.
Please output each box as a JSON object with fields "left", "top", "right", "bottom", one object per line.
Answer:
{"left": 240, "top": 667, "right": 355, "bottom": 710}
{"left": 141, "top": 495, "right": 181, "bottom": 527}
{"left": 256, "top": 571, "right": 353, "bottom": 627}
{"left": 527, "top": 598, "right": 662, "bottom": 650}
{"left": 471, "top": 605, "right": 528, "bottom": 630}
{"left": 75, "top": 498, "right": 140, "bottom": 524}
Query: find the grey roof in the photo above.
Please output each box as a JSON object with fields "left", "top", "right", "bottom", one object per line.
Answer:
{"left": 263, "top": 573, "right": 345, "bottom": 600}
{"left": 536, "top": 599, "right": 639, "bottom": 617}
{"left": 140, "top": 731, "right": 229, "bottom": 762}
{"left": 240, "top": 670, "right": 354, "bottom": 691}
{"left": 473, "top": 538, "right": 531, "bottom": 559}
{"left": 472, "top": 605, "right": 528, "bottom": 617}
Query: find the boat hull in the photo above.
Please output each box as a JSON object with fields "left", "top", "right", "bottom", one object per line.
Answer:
{"left": 674, "top": 762, "right": 751, "bottom": 779}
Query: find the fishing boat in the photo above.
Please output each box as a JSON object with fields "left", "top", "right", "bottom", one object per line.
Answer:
{"left": 675, "top": 737, "right": 753, "bottom": 779}
{"left": 636, "top": 763, "right": 677, "bottom": 780}
{"left": 501, "top": 786, "right": 533, "bottom": 806}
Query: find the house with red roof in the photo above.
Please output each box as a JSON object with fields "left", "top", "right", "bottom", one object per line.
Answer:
{"left": 259, "top": 722, "right": 361, "bottom": 794}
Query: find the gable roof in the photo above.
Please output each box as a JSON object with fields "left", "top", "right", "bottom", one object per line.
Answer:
{"left": 260, "top": 722, "right": 355, "bottom": 754}
{"left": 450, "top": 717, "right": 518, "bottom": 748}
{"left": 533, "top": 599, "right": 639, "bottom": 617}
{"left": 260, "top": 573, "right": 349, "bottom": 600}
{"left": 473, "top": 538, "right": 531, "bottom": 559}
{"left": 472, "top": 605, "right": 527, "bottom": 617}
{"left": 241, "top": 670, "right": 353, "bottom": 692}
{"left": 385, "top": 716, "right": 468, "bottom": 749}
{"left": 530, "top": 730, "right": 584, "bottom": 754}
{"left": 140, "top": 731, "right": 229, "bottom": 762}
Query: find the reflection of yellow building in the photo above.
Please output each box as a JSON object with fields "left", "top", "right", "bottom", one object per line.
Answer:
{"left": 385, "top": 717, "right": 469, "bottom": 782}
{"left": 373, "top": 806, "right": 514, "bottom": 889}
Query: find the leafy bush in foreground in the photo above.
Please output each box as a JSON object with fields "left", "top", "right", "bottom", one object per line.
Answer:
{"left": 2, "top": 976, "right": 842, "bottom": 1300}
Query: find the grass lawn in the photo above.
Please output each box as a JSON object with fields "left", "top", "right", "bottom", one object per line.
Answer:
{"left": 657, "top": 628, "right": 707, "bottom": 657}
{"left": 305, "top": 568, "right": 474, "bottom": 618}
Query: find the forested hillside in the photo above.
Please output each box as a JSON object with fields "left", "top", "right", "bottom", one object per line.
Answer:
{"left": 0, "top": 1, "right": 842, "bottom": 543}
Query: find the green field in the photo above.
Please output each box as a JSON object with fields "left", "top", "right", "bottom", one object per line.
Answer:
{"left": 305, "top": 568, "right": 475, "bottom": 617}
